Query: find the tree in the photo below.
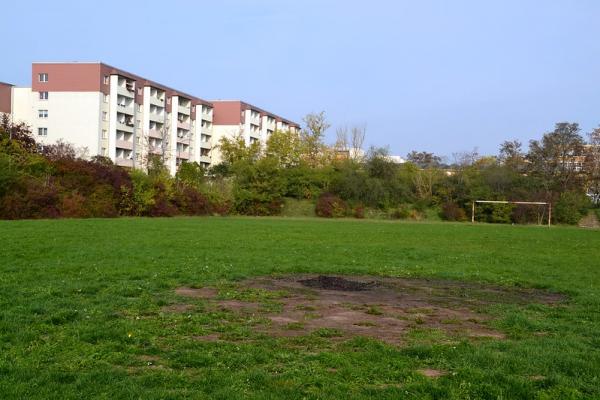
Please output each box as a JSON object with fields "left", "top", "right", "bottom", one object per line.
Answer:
{"left": 350, "top": 125, "right": 366, "bottom": 160}
{"left": 217, "top": 133, "right": 261, "bottom": 165}
{"left": 498, "top": 139, "right": 526, "bottom": 172}
{"left": 584, "top": 127, "right": 600, "bottom": 203}
{"left": 406, "top": 151, "right": 442, "bottom": 169}
{"left": 527, "top": 122, "right": 585, "bottom": 194}
{"left": 175, "top": 161, "right": 205, "bottom": 190}
{"left": 265, "top": 129, "right": 302, "bottom": 168}
{"left": 301, "top": 111, "right": 330, "bottom": 167}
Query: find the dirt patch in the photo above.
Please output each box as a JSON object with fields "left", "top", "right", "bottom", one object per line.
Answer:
{"left": 175, "top": 287, "right": 218, "bottom": 298}
{"left": 174, "top": 275, "right": 565, "bottom": 345}
{"left": 300, "top": 275, "right": 378, "bottom": 291}
{"left": 418, "top": 369, "right": 447, "bottom": 378}
{"left": 161, "top": 303, "right": 194, "bottom": 313}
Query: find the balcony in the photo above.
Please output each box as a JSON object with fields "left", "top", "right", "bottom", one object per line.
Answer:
{"left": 201, "top": 124, "right": 212, "bottom": 134}
{"left": 176, "top": 151, "right": 190, "bottom": 159}
{"left": 117, "top": 103, "right": 134, "bottom": 115}
{"left": 117, "top": 122, "right": 134, "bottom": 133}
{"left": 149, "top": 112, "right": 165, "bottom": 123}
{"left": 177, "top": 121, "right": 190, "bottom": 130}
{"left": 117, "top": 85, "right": 135, "bottom": 98}
{"left": 149, "top": 146, "right": 162, "bottom": 155}
{"left": 115, "top": 158, "right": 134, "bottom": 168}
{"left": 199, "top": 155, "right": 211, "bottom": 164}
{"left": 178, "top": 105, "right": 191, "bottom": 115}
{"left": 116, "top": 139, "right": 133, "bottom": 150}
{"left": 177, "top": 137, "right": 190, "bottom": 145}
{"left": 149, "top": 95, "right": 165, "bottom": 107}
{"left": 200, "top": 141, "right": 211, "bottom": 149}
{"left": 148, "top": 129, "right": 162, "bottom": 139}
{"left": 201, "top": 110, "right": 213, "bottom": 122}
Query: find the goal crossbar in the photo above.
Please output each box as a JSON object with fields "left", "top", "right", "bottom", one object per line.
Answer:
{"left": 471, "top": 200, "right": 551, "bottom": 226}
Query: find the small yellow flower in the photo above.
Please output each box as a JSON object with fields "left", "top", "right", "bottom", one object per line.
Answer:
{"left": 127, "top": 332, "right": 133, "bottom": 338}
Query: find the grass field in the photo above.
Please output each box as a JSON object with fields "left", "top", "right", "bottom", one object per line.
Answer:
{"left": 0, "top": 217, "right": 599, "bottom": 399}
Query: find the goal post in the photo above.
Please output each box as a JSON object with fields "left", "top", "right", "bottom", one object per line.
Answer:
{"left": 471, "top": 200, "right": 551, "bottom": 227}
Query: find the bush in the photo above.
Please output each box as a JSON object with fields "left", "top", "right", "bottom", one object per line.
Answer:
{"left": 441, "top": 202, "right": 467, "bottom": 221}
{"left": 353, "top": 204, "right": 365, "bottom": 219}
{"left": 390, "top": 204, "right": 410, "bottom": 219}
{"left": 172, "top": 186, "right": 211, "bottom": 216}
{"left": 315, "top": 193, "right": 347, "bottom": 218}
{"left": 554, "top": 191, "right": 592, "bottom": 225}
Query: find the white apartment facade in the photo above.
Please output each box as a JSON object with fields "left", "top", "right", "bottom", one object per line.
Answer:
{"left": 6, "top": 62, "right": 214, "bottom": 174}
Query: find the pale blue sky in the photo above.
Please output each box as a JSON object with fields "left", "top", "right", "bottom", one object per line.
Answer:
{"left": 2, "top": 0, "right": 599, "bottom": 157}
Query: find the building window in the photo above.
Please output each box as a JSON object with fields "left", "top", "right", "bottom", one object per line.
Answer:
{"left": 138, "top": 104, "right": 142, "bottom": 112}
{"left": 38, "top": 109, "right": 48, "bottom": 118}
{"left": 39, "top": 91, "right": 48, "bottom": 100}
{"left": 38, "top": 73, "right": 48, "bottom": 82}
{"left": 102, "top": 129, "right": 108, "bottom": 139}
{"left": 102, "top": 112, "right": 108, "bottom": 121}
{"left": 103, "top": 94, "right": 108, "bottom": 103}
{"left": 103, "top": 75, "right": 109, "bottom": 85}
{"left": 38, "top": 127, "right": 48, "bottom": 136}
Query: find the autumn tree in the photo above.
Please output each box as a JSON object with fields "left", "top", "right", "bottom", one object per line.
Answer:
{"left": 527, "top": 122, "right": 585, "bottom": 194}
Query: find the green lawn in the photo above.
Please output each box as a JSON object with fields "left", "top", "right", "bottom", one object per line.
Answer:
{"left": 0, "top": 217, "right": 599, "bottom": 399}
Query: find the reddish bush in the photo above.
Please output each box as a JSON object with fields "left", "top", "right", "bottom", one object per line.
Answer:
{"left": 172, "top": 186, "right": 212, "bottom": 216}
{"left": 441, "top": 202, "right": 467, "bottom": 221}
{"left": 353, "top": 204, "right": 365, "bottom": 219}
{"left": 315, "top": 193, "right": 347, "bottom": 218}
{"left": 60, "top": 191, "right": 87, "bottom": 218}
{"left": 0, "top": 179, "right": 60, "bottom": 219}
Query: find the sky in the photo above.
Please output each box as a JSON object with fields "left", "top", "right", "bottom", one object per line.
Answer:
{"left": 2, "top": 0, "right": 600, "bottom": 158}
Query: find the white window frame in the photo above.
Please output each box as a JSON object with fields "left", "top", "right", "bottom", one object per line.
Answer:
{"left": 39, "top": 91, "right": 49, "bottom": 100}
{"left": 37, "top": 127, "right": 48, "bottom": 136}
{"left": 38, "top": 73, "right": 48, "bottom": 82}
{"left": 38, "top": 109, "right": 48, "bottom": 118}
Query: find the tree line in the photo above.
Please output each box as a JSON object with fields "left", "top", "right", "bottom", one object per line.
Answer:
{"left": 0, "top": 113, "right": 598, "bottom": 224}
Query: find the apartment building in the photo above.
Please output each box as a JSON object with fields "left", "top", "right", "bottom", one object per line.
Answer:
{"left": 211, "top": 100, "right": 300, "bottom": 164}
{"left": 7, "top": 62, "right": 214, "bottom": 174}
{"left": 0, "top": 82, "right": 12, "bottom": 116}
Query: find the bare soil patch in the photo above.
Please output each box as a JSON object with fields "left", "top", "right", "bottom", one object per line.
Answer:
{"left": 174, "top": 275, "right": 565, "bottom": 345}
{"left": 418, "top": 368, "right": 447, "bottom": 378}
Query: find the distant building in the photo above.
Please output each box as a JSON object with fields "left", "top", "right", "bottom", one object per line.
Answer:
{"left": 211, "top": 100, "right": 300, "bottom": 164}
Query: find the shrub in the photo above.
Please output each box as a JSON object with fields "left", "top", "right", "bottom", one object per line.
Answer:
{"left": 315, "top": 193, "right": 347, "bottom": 218}
{"left": 172, "top": 186, "right": 211, "bottom": 216}
{"left": 441, "top": 202, "right": 467, "bottom": 221}
{"left": 353, "top": 204, "right": 365, "bottom": 219}
{"left": 390, "top": 204, "right": 410, "bottom": 219}
{"left": 554, "top": 191, "right": 592, "bottom": 225}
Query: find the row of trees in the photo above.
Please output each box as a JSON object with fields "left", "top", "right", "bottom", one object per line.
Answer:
{"left": 0, "top": 114, "right": 598, "bottom": 224}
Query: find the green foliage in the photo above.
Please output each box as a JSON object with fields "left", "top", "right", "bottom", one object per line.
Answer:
{"left": 554, "top": 191, "right": 592, "bottom": 224}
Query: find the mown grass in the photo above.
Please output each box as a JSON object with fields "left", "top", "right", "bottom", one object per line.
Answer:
{"left": 0, "top": 217, "right": 598, "bottom": 399}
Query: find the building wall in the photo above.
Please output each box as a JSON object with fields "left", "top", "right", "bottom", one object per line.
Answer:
{"left": 211, "top": 124, "right": 243, "bottom": 165}
{"left": 0, "top": 82, "right": 12, "bottom": 114}
{"left": 11, "top": 87, "right": 33, "bottom": 124}
{"left": 31, "top": 91, "right": 102, "bottom": 155}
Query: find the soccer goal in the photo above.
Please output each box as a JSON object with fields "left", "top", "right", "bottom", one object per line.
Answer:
{"left": 471, "top": 200, "right": 551, "bottom": 226}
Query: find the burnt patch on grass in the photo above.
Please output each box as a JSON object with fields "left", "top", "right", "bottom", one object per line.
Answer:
{"left": 174, "top": 275, "right": 565, "bottom": 345}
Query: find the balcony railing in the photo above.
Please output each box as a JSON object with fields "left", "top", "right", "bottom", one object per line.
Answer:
{"left": 116, "top": 139, "right": 133, "bottom": 150}
{"left": 149, "top": 112, "right": 165, "bottom": 122}
{"left": 117, "top": 86, "right": 134, "bottom": 98}
{"left": 177, "top": 121, "right": 190, "bottom": 130}
{"left": 115, "top": 158, "right": 134, "bottom": 168}
{"left": 117, "top": 122, "right": 134, "bottom": 133}
{"left": 149, "top": 96, "right": 164, "bottom": 107}
{"left": 117, "top": 104, "right": 134, "bottom": 115}
{"left": 148, "top": 129, "right": 162, "bottom": 139}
